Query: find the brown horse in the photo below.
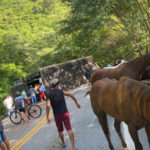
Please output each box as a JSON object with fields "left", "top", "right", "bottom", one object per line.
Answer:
{"left": 91, "top": 54, "right": 150, "bottom": 86}
{"left": 90, "top": 77, "right": 150, "bottom": 150}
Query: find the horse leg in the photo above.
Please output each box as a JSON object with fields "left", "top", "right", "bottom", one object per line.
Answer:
{"left": 127, "top": 124, "right": 143, "bottom": 150}
{"left": 98, "top": 113, "right": 114, "bottom": 150}
{"left": 145, "top": 125, "right": 150, "bottom": 148}
{"left": 114, "top": 119, "right": 127, "bottom": 148}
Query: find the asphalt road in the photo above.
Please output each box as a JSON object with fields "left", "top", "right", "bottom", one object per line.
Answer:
{"left": 2, "top": 85, "right": 149, "bottom": 150}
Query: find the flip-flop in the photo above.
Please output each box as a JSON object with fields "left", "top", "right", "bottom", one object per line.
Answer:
{"left": 59, "top": 143, "right": 66, "bottom": 148}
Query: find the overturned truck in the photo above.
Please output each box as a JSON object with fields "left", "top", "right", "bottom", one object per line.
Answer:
{"left": 40, "top": 56, "right": 99, "bottom": 89}
{"left": 12, "top": 56, "right": 99, "bottom": 96}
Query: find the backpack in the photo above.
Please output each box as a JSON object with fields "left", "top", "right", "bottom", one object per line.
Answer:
{"left": 15, "top": 96, "right": 23, "bottom": 109}
{"left": 38, "top": 87, "right": 44, "bottom": 94}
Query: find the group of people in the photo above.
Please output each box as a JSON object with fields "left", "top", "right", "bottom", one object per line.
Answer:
{"left": 30, "top": 83, "right": 46, "bottom": 104}
{"left": 3, "top": 91, "right": 32, "bottom": 125}
{"left": 114, "top": 56, "right": 125, "bottom": 66}
{"left": 1, "top": 79, "right": 81, "bottom": 150}
{"left": 105, "top": 56, "right": 125, "bottom": 68}
{"left": 0, "top": 82, "right": 48, "bottom": 150}
{"left": 3, "top": 82, "right": 47, "bottom": 122}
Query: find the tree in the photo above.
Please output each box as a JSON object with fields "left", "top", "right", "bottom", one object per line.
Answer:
{"left": 0, "top": 64, "right": 26, "bottom": 115}
{"left": 61, "top": 0, "right": 150, "bottom": 61}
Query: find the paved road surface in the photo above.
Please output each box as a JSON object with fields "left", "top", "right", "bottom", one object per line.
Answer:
{"left": 2, "top": 85, "right": 149, "bottom": 150}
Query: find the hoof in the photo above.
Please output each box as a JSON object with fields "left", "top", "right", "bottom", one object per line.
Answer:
{"left": 109, "top": 146, "right": 114, "bottom": 150}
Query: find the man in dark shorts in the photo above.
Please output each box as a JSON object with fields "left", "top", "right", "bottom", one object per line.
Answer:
{"left": 0, "top": 119, "right": 10, "bottom": 150}
{"left": 46, "top": 79, "right": 81, "bottom": 150}
{"left": 14, "top": 92, "right": 31, "bottom": 123}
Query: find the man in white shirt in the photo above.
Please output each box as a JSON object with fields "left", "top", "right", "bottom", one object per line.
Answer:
{"left": 3, "top": 96, "right": 14, "bottom": 117}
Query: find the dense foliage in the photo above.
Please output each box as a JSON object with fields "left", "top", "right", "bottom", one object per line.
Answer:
{"left": 0, "top": 0, "right": 150, "bottom": 114}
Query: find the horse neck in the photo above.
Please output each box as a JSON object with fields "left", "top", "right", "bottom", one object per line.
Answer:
{"left": 129, "top": 55, "right": 150, "bottom": 71}
{"left": 103, "top": 69, "right": 120, "bottom": 79}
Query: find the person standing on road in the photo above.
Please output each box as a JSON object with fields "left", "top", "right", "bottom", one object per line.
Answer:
{"left": 38, "top": 83, "right": 46, "bottom": 103}
{"left": 46, "top": 79, "right": 81, "bottom": 150}
{"left": 41, "top": 82, "right": 46, "bottom": 94}
{"left": 29, "top": 85, "right": 37, "bottom": 104}
{"left": 21, "top": 89, "right": 29, "bottom": 108}
{"left": 3, "top": 95, "right": 14, "bottom": 117}
{"left": 0, "top": 119, "right": 10, "bottom": 150}
{"left": 34, "top": 84, "right": 40, "bottom": 102}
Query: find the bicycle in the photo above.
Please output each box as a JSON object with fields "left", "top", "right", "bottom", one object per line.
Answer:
{"left": 9, "top": 104, "right": 42, "bottom": 124}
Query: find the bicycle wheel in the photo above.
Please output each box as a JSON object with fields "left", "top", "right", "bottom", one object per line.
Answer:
{"left": 10, "top": 111, "right": 22, "bottom": 124}
{"left": 28, "top": 104, "right": 42, "bottom": 118}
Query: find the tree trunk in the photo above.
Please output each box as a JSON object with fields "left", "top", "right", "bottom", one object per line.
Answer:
{"left": 134, "top": 42, "right": 143, "bottom": 55}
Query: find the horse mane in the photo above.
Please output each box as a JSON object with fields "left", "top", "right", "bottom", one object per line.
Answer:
{"left": 90, "top": 64, "right": 126, "bottom": 84}
{"left": 119, "top": 77, "right": 150, "bottom": 120}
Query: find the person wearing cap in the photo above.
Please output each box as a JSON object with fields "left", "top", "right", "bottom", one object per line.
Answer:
{"left": 0, "top": 119, "right": 10, "bottom": 150}
{"left": 46, "top": 79, "right": 81, "bottom": 150}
